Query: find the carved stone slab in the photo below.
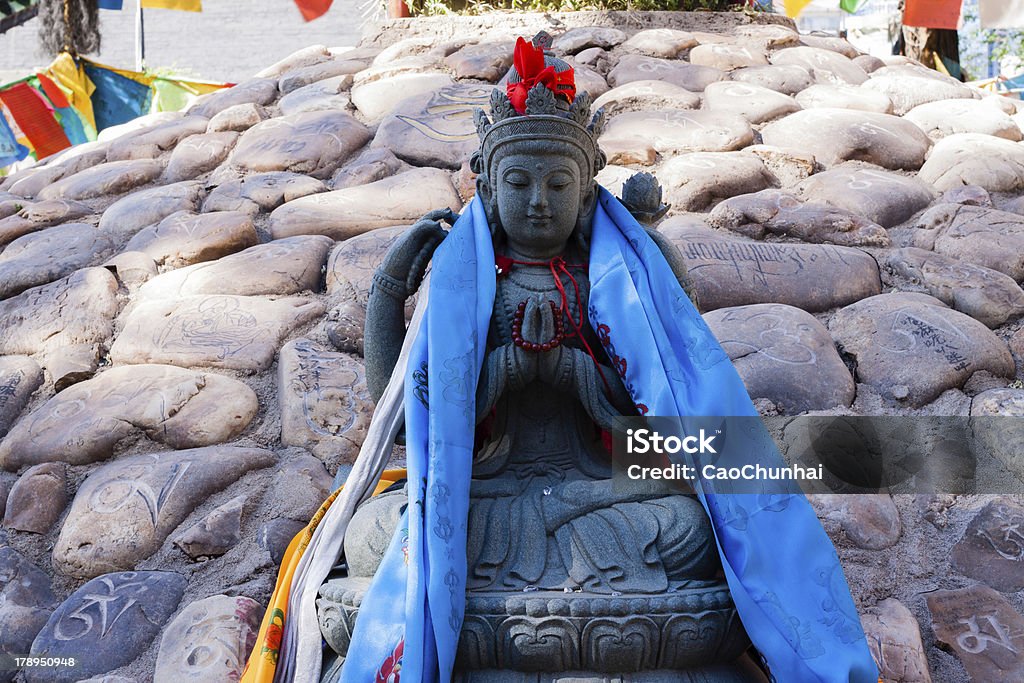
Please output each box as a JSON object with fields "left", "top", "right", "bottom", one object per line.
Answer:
{"left": 0, "top": 364, "right": 258, "bottom": 470}
{"left": 107, "top": 116, "right": 209, "bottom": 162}
{"left": 110, "top": 295, "right": 325, "bottom": 371}
{"left": 269, "top": 168, "right": 462, "bottom": 240}
{"left": 325, "top": 225, "right": 408, "bottom": 303}
{"left": 279, "top": 339, "right": 374, "bottom": 467}
{"left": 444, "top": 42, "right": 515, "bottom": 81}
{"left": 138, "top": 235, "right": 333, "bottom": 300}
{"left": 919, "top": 133, "right": 1024, "bottom": 194}
{"left": 795, "top": 83, "right": 893, "bottom": 114}
{"left": 3, "top": 463, "right": 67, "bottom": 534}
{"left": 702, "top": 81, "right": 800, "bottom": 124}
{"left": 207, "top": 102, "right": 269, "bottom": 133}
{"left": 862, "top": 72, "right": 978, "bottom": 116}
{"left": 690, "top": 42, "right": 769, "bottom": 71}
{"left": 905, "top": 98, "right": 1022, "bottom": 141}
{"left": 228, "top": 110, "right": 370, "bottom": 179}
{"left": 828, "top": 293, "right": 1015, "bottom": 406}
{"left": 769, "top": 46, "right": 868, "bottom": 85}
{"left": 591, "top": 80, "right": 700, "bottom": 116}
{"left": 761, "top": 108, "right": 931, "bottom": 170}
{"left": 952, "top": 499, "right": 1024, "bottom": 593}
{"left": 27, "top": 571, "right": 187, "bottom": 682}
{"left": 0, "top": 199, "right": 93, "bottom": 247}
{"left": 730, "top": 64, "right": 813, "bottom": 95}
{"left": 704, "top": 303, "right": 855, "bottom": 413}
{"left": 0, "top": 356, "right": 42, "bottom": 439}
{"left": 276, "top": 76, "right": 352, "bottom": 117}
{"left": 927, "top": 585, "right": 1024, "bottom": 681}
{"left": 123, "top": 210, "right": 258, "bottom": 269}
{"left": 552, "top": 27, "right": 626, "bottom": 54}
{"left": 600, "top": 110, "right": 753, "bottom": 165}
{"left": 201, "top": 171, "right": 326, "bottom": 215}
{"left": 621, "top": 28, "right": 698, "bottom": 58}
{"left": 906, "top": 204, "right": 1024, "bottom": 282}
{"left": 885, "top": 247, "right": 1024, "bottom": 328}
{"left": 608, "top": 55, "right": 725, "bottom": 92}
{"left": 0, "top": 223, "right": 117, "bottom": 300}
{"left": 53, "top": 447, "right": 274, "bottom": 578}
{"left": 860, "top": 599, "right": 932, "bottom": 683}
{"left": 658, "top": 152, "right": 777, "bottom": 212}
{"left": 351, "top": 72, "right": 456, "bottom": 122}
{"left": 36, "top": 159, "right": 165, "bottom": 201}
{"left": 278, "top": 57, "right": 364, "bottom": 93}
{"left": 0, "top": 547, "right": 57, "bottom": 683}
{"left": 153, "top": 595, "right": 262, "bottom": 682}
{"left": 97, "top": 181, "right": 203, "bottom": 242}
{"left": 372, "top": 84, "right": 492, "bottom": 169}
{"left": 794, "top": 165, "right": 937, "bottom": 228}
{"left": 190, "top": 78, "right": 278, "bottom": 119}
{"left": 661, "top": 223, "right": 880, "bottom": 313}
{"left": 163, "top": 131, "right": 240, "bottom": 182}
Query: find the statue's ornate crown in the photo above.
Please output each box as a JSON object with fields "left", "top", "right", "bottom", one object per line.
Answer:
{"left": 471, "top": 34, "right": 606, "bottom": 178}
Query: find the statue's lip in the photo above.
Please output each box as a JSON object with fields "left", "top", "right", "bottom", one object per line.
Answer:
{"left": 527, "top": 215, "right": 552, "bottom": 221}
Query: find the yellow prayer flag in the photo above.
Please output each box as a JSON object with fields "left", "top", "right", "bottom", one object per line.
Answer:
{"left": 140, "top": 0, "right": 202, "bottom": 11}
{"left": 783, "top": 0, "right": 814, "bottom": 19}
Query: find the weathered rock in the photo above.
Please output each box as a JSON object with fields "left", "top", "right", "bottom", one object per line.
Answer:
{"left": 0, "top": 223, "right": 117, "bottom": 300}
{"left": 0, "top": 356, "right": 42, "bottom": 439}
{"left": 761, "top": 108, "right": 931, "bottom": 170}
{"left": 943, "top": 184, "right": 992, "bottom": 207}
{"left": 123, "top": 210, "right": 258, "bottom": 269}
{"left": 607, "top": 55, "right": 724, "bottom": 92}
{"left": 325, "top": 225, "right": 408, "bottom": 303}
{"left": 816, "top": 494, "right": 902, "bottom": 550}
{"left": 701, "top": 81, "right": 800, "bottom": 124}
{"left": 257, "top": 45, "right": 332, "bottom": 78}
{"left": 794, "top": 165, "right": 937, "bottom": 228}
{"left": 4, "top": 164, "right": 69, "bottom": 199}
{"left": 794, "top": 83, "right": 893, "bottom": 113}
{"left": 138, "top": 235, "right": 332, "bottom": 300}
{"left": 770, "top": 46, "right": 868, "bottom": 85}
{"left": 0, "top": 548, "right": 57, "bottom": 677}
{"left": 689, "top": 42, "right": 768, "bottom": 71}
{"left": 327, "top": 300, "right": 366, "bottom": 355}
{"left": 572, "top": 46, "right": 606, "bottom": 67}
{"left": 852, "top": 54, "right": 885, "bottom": 73}
{"left": 163, "top": 131, "right": 239, "bottom": 182}
{"left": 862, "top": 73, "right": 978, "bottom": 116}
{"left": 190, "top": 78, "right": 278, "bottom": 118}
{"left": 359, "top": 54, "right": 445, "bottom": 83}
{"left": 704, "top": 303, "right": 855, "bottom": 413}
{"left": 919, "top": 133, "right": 1024, "bottom": 193}
{"left": 153, "top": 595, "right": 262, "bottom": 683}
{"left": 927, "top": 585, "right": 1024, "bottom": 680}
{"left": 107, "top": 116, "right": 210, "bottom": 162}
{"left": 733, "top": 23, "right": 801, "bottom": 50}
{"left": 885, "top": 248, "right": 1024, "bottom": 328}
{"left": 27, "top": 571, "right": 186, "bottom": 682}
{"left": 971, "top": 389, "right": 1024, "bottom": 485}
{"left": 552, "top": 26, "right": 626, "bottom": 54}
{"left": 53, "top": 447, "right": 273, "bottom": 578}
{"left": 709, "top": 189, "right": 889, "bottom": 246}
{"left": 730, "top": 64, "right": 814, "bottom": 95}
{"left": 2, "top": 464, "right": 67, "bottom": 534}
{"left": 444, "top": 41, "right": 514, "bottom": 81}
{"left": 277, "top": 75, "right": 351, "bottom": 116}
{"left": 591, "top": 80, "right": 700, "bottom": 115}
{"left": 0, "top": 199, "right": 93, "bottom": 246}
{"left": 860, "top": 599, "right": 932, "bottom": 683}
{"left": 279, "top": 57, "right": 364, "bottom": 93}
{"left": 201, "top": 171, "right": 325, "bottom": 215}
{"left": 98, "top": 181, "right": 203, "bottom": 241}
{"left": 228, "top": 110, "right": 370, "bottom": 178}
{"left": 330, "top": 146, "right": 412, "bottom": 190}
{"left": 907, "top": 204, "right": 1024, "bottom": 282}
{"left": 0, "top": 365, "right": 258, "bottom": 470}
{"left": 621, "top": 28, "right": 698, "bottom": 58}
{"left": 661, "top": 222, "right": 880, "bottom": 312}
{"left": 351, "top": 72, "right": 455, "bottom": 121}
{"left": 279, "top": 340, "right": 374, "bottom": 468}
{"left": 97, "top": 111, "right": 181, "bottom": 143}
{"left": 565, "top": 60, "right": 608, "bottom": 98}
{"left": 905, "top": 98, "right": 1022, "bottom": 141}
{"left": 103, "top": 250, "right": 157, "bottom": 286}
{"left": 952, "top": 499, "right": 1024, "bottom": 592}
{"left": 800, "top": 35, "right": 860, "bottom": 59}
{"left": 372, "top": 83, "right": 491, "bottom": 169}
{"left": 258, "top": 518, "right": 306, "bottom": 564}
{"left": 659, "top": 152, "right": 776, "bottom": 211}
{"left": 206, "top": 102, "right": 269, "bottom": 132}
{"left": 36, "top": 159, "right": 165, "bottom": 201}
{"left": 173, "top": 495, "right": 246, "bottom": 559}
{"left": 745, "top": 144, "right": 815, "bottom": 187}
{"left": 600, "top": 110, "right": 753, "bottom": 165}
{"left": 268, "top": 454, "right": 334, "bottom": 521}
{"left": 269, "top": 168, "right": 461, "bottom": 240}
{"left": 828, "top": 293, "right": 1015, "bottom": 406}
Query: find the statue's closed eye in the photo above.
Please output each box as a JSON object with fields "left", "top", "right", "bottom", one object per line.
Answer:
{"left": 503, "top": 171, "right": 529, "bottom": 186}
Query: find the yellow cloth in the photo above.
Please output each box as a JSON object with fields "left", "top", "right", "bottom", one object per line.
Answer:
{"left": 141, "top": 0, "right": 202, "bottom": 10}
{"left": 43, "top": 53, "right": 97, "bottom": 133}
{"left": 783, "top": 0, "right": 814, "bottom": 18}
{"left": 240, "top": 469, "right": 408, "bottom": 683}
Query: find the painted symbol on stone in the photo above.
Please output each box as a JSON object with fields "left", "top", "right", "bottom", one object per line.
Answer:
{"left": 90, "top": 460, "right": 192, "bottom": 528}
{"left": 956, "top": 613, "right": 1019, "bottom": 655}
{"left": 53, "top": 574, "right": 150, "bottom": 641}
{"left": 879, "top": 309, "right": 971, "bottom": 371}
{"left": 395, "top": 87, "right": 491, "bottom": 142}
{"left": 0, "top": 371, "right": 23, "bottom": 410}
{"left": 976, "top": 505, "right": 1024, "bottom": 562}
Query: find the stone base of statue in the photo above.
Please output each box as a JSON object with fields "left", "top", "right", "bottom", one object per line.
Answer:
{"left": 317, "top": 576, "right": 766, "bottom": 681}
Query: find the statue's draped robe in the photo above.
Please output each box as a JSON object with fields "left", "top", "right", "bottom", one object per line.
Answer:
{"left": 338, "top": 190, "right": 880, "bottom": 683}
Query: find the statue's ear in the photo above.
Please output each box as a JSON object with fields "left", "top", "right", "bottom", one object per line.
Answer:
{"left": 575, "top": 180, "right": 597, "bottom": 252}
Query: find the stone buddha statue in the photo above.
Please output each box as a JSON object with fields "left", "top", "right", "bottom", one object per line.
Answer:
{"left": 316, "top": 35, "right": 768, "bottom": 682}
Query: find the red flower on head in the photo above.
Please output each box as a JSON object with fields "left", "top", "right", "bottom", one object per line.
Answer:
{"left": 506, "top": 37, "right": 576, "bottom": 114}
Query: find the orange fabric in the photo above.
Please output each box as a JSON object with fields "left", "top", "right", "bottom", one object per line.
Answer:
{"left": 294, "top": 0, "right": 333, "bottom": 21}
{"left": 240, "top": 468, "right": 408, "bottom": 683}
{"left": 904, "top": 0, "right": 961, "bottom": 30}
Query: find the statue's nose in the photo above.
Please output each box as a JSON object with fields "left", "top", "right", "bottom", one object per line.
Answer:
{"left": 530, "top": 184, "right": 549, "bottom": 212}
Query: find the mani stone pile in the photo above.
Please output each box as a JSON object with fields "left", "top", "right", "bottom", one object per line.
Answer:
{"left": 0, "top": 9, "right": 1022, "bottom": 683}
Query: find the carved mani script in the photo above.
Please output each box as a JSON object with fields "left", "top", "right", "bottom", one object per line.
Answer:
{"left": 395, "top": 87, "right": 490, "bottom": 142}
{"left": 881, "top": 309, "right": 971, "bottom": 371}
{"left": 292, "top": 340, "right": 361, "bottom": 437}
{"left": 90, "top": 460, "right": 192, "bottom": 529}
{"left": 53, "top": 573, "right": 150, "bottom": 642}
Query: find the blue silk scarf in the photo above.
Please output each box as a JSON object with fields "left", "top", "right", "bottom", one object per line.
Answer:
{"left": 340, "top": 189, "right": 879, "bottom": 683}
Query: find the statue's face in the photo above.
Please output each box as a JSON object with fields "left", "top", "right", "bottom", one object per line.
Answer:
{"left": 495, "top": 149, "right": 582, "bottom": 259}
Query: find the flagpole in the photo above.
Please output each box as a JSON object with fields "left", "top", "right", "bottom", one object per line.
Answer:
{"left": 135, "top": 1, "right": 146, "bottom": 72}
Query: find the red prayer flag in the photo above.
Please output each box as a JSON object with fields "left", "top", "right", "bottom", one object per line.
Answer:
{"left": 294, "top": 0, "right": 333, "bottom": 21}
{"left": 35, "top": 73, "right": 71, "bottom": 109}
{"left": 904, "top": 0, "right": 961, "bottom": 30}
{"left": 0, "top": 83, "right": 71, "bottom": 159}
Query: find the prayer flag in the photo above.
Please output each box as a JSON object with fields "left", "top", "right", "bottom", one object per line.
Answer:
{"left": 97, "top": 0, "right": 124, "bottom": 9}
{"left": 83, "top": 63, "right": 153, "bottom": 132}
{"left": 903, "top": 0, "right": 961, "bottom": 30}
{"left": 140, "top": 0, "right": 202, "bottom": 11}
{"left": 294, "top": 0, "right": 333, "bottom": 21}
{"left": 0, "top": 112, "right": 29, "bottom": 167}
{"left": 980, "top": 0, "right": 1024, "bottom": 29}
{"left": 0, "top": 82, "right": 70, "bottom": 159}
{"left": 840, "top": 0, "right": 869, "bottom": 14}
{"left": 35, "top": 73, "right": 70, "bottom": 109}
{"left": 782, "top": 0, "right": 814, "bottom": 19}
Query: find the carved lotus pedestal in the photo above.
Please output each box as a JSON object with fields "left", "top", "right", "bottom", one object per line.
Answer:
{"left": 317, "top": 576, "right": 768, "bottom": 682}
